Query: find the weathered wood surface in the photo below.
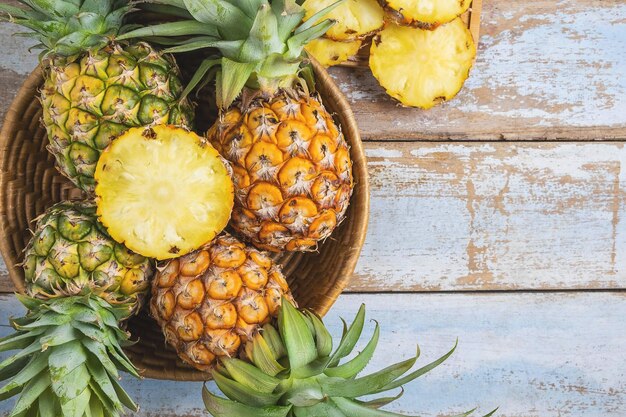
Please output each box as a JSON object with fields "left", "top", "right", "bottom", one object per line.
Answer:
{"left": 331, "top": 0, "right": 626, "bottom": 141}
{"left": 1, "top": 292, "right": 625, "bottom": 417}
{"left": 2, "top": 0, "right": 626, "bottom": 141}
{"left": 2, "top": 141, "right": 626, "bottom": 293}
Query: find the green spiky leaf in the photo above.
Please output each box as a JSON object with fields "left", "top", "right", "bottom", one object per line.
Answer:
{"left": 0, "top": 295, "right": 141, "bottom": 417}
{"left": 202, "top": 385, "right": 292, "bottom": 417}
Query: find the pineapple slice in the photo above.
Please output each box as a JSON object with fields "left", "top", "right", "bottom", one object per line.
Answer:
{"left": 95, "top": 125, "right": 234, "bottom": 260}
{"left": 382, "top": 0, "right": 472, "bottom": 27}
{"left": 303, "top": 0, "right": 384, "bottom": 41}
{"left": 369, "top": 18, "right": 476, "bottom": 109}
{"left": 305, "top": 38, "right": 362, "bottom": 67}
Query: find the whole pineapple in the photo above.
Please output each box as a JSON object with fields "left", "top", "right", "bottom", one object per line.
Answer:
{"left": 151, "top": 233, "right": 294, "bottom": 371}
{"left": 121, "top": 0, "right": 354, "bottom": 252}
{"left": 0, "top": 201, "right": 153, "bottom": 417}
{"left": 202, "top": 300, "right": 498, "bottom": 417}
{"left": 0, "top": 0, "right": 194, "bottom": 193}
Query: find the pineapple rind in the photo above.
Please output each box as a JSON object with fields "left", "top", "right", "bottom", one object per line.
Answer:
{"left": 23, "top": 200, "right": 152, "bottom": 316}
{"left": 305, "top": 38, "right": 363, "bottom": 67}
{"left": 42, "top": 42, "right": 194, "bottom": 193}
{"left": 95, "top": 125, "right": 234, "bottom": 260}
{"left": 303, "top": 0, "right": 385, "bottom": 41}
{"left": 369, "top": 18, "right": 476, "bottom": 109}
{"left": 150, "top": 233, "right": 295, "bottom": 371}
{"left": 382, "top": 0, "right": 472, "bottom": 26}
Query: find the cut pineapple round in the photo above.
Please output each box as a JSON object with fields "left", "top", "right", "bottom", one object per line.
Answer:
{"left": 303, "top": 0, "right": 384, "bottom": 41}
{"left": 94, "top": 125, "right": 234, "bottom": 260}
{"left": 369, "top": 18, "right": 476, "bottom": 109}
{"left": 382, "top": 0, "right": 471, "bottom": 27}
{"left": 305, "top": 38, "right": 362, "bottom": 67}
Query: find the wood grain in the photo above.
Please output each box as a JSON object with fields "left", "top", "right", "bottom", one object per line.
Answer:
{"left": 1, "top": 141, "right": 625, "bottom": 293}
{"left": 330, "top": 0, "right": 626, "bottom": 141}
{"left": 1, "top": 292, "right": 624, "bottom": 417}
{"left": 1, "top": 0, "right": 626, "bottom": 141}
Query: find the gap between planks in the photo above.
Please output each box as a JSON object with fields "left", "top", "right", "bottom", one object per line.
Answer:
{"left": 1, "top": 292, "right": 624, "bottom": 417}
{"left": 1, "top": 140, "right": 626, "bottom": 293}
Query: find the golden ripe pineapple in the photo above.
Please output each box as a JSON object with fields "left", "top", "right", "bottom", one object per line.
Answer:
{"left": 122, "top": 0, "right": 354, "bottom": 252}
{"left": 150, "top": 233, "right": 294, "bottom": 371}
{"left": 208, "top": 93, "right": 353, "bottom": 252}
{"left": 370, "top": 18, "right": 476, "bottom": 108}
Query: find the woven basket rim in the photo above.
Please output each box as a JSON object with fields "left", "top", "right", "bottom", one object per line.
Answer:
{"left": 0, "top": 60, "right": 369, "bottom": 380}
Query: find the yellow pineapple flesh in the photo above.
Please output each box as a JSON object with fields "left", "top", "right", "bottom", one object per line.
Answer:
{"left": 208, "top": 90, "right": 353, "bottom": 252}
{"left": 305, "top": 38, "right": 363, "bottom": 67}
{"left": 303, "top": 0, "right": 384, "bottom": 41}
{"left": 94, "top": 125, "right": 234, "bottom": 260}
{"left": 369, "top": 18, "right": 476, "bottom": 109}
{"left": 150, "top": 233, "right": 294, "bottom": 371}
{"left": 381, "top": 0, "right": 471, "bottom": 27}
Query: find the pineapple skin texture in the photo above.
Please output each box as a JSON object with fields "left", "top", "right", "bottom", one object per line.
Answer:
{"left": 150, "top": 233, "right": 295, "bottom": 371}
{"left": 208, "top": 90, "right": 354, "bottom": 252}
{"left": 23, "top": 201, "right": 153, "bottom": 318}
{"left": 41, "top": 42, "right": 194, "bottom": 193}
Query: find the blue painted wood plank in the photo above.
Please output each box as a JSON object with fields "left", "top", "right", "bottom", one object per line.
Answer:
{"left": 0, "top": 292, "right": 624, "bottom": 416}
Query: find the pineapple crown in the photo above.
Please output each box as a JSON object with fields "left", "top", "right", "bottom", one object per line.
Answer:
{"left": 119, "top": 0, "right": 344, "bottom": 109}
{"left": 0, "top": 295, "right": 140, "bottom": 417}
{"left": 0, "top": 0, "right": 132, "bottom": 59}
{"left": 202, "top": 300, "right": 498, "bottom": 417}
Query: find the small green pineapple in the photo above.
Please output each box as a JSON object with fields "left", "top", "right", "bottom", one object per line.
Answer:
{"left": 0, "top": 201, "right": 153, "bottom": 417}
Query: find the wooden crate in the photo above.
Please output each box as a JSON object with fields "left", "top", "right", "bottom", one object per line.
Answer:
{"left": 340, "top": 0, "right": 482, "bottom": 67}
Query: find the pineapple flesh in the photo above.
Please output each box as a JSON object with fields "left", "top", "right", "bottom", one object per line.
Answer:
{"left": 369, "top": 18, "right": 476, "bottom": 108}
{"left": 151, "top": 233, "right": 294, "bottom": 371}
{"left": 382, "top": 0, "right": 472, "bottom": 27}
{"left": 305, "top": 38, "right": 363, "bottom": 67}
{"left": 0, "top": 0, "right": 193, "bottom": 194}
{"left": 303, "top": 0, "right": 385, "bottom": 40}
{"left": 95, "top": 125, "right": 234, "bottom": 260}
{"left": 122, "top": 0, "right": 355, "bottom": 252}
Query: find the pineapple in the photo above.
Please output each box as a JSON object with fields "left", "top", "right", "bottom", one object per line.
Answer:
{"left": 303, "top": 0, "right": 385, "bottom": 41}
{"left": 305, "top": 38, "right": 363, "bottom": 67}
{"left": 121, "top": 0, "right": 354, "bottom": 252}
{"left": 202, "top": 300, "right": 498, "bottom": 417}
{"left": 381, "top": 0, "right": 472, "bottom": 28}
{"left": 150, "top": 233, "right": 294, "bottom": 371}
{"left": 94, "top": 125, "right": 234, "bottom": 260}
{"left": 0, "top": 0, "right": 193, "bottom": 193}
{"left": 0, "top": 201, "right": 152, "bottom": 417}
{"left": 369, "top": 18, "right": 476, "bottom": 108}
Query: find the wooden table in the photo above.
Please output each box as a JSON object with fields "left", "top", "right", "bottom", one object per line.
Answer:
{"left": 1, "top": 1, "right": 625, "bottom": 416}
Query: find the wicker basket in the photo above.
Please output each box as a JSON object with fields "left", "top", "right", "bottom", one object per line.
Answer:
{"left": 0, "top": 60, "right": 369, "bottom": 380}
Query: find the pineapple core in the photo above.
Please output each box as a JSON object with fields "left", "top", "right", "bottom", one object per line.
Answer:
{"left": 95, "top": 125, "right": 234, "bottom": 260}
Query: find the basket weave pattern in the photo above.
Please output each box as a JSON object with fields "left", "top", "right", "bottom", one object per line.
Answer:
{"left": 0, "top": 62, "right": 369, "bottom": 380}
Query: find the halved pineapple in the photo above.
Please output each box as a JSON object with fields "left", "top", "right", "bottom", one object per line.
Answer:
{"left": 382, "top": 0, "right": 471, "bottom": 27}
{"left": 369, "top": 18, "right": 476, "bottom": 109}
{"left": 305, "top": 38, "right": 363, "bottom": 67}
{"left": 95, "top": 125, "right": 234, "bottom": 260}
{"left": 303, "top": 0, "right": 384, "bottom": 41}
